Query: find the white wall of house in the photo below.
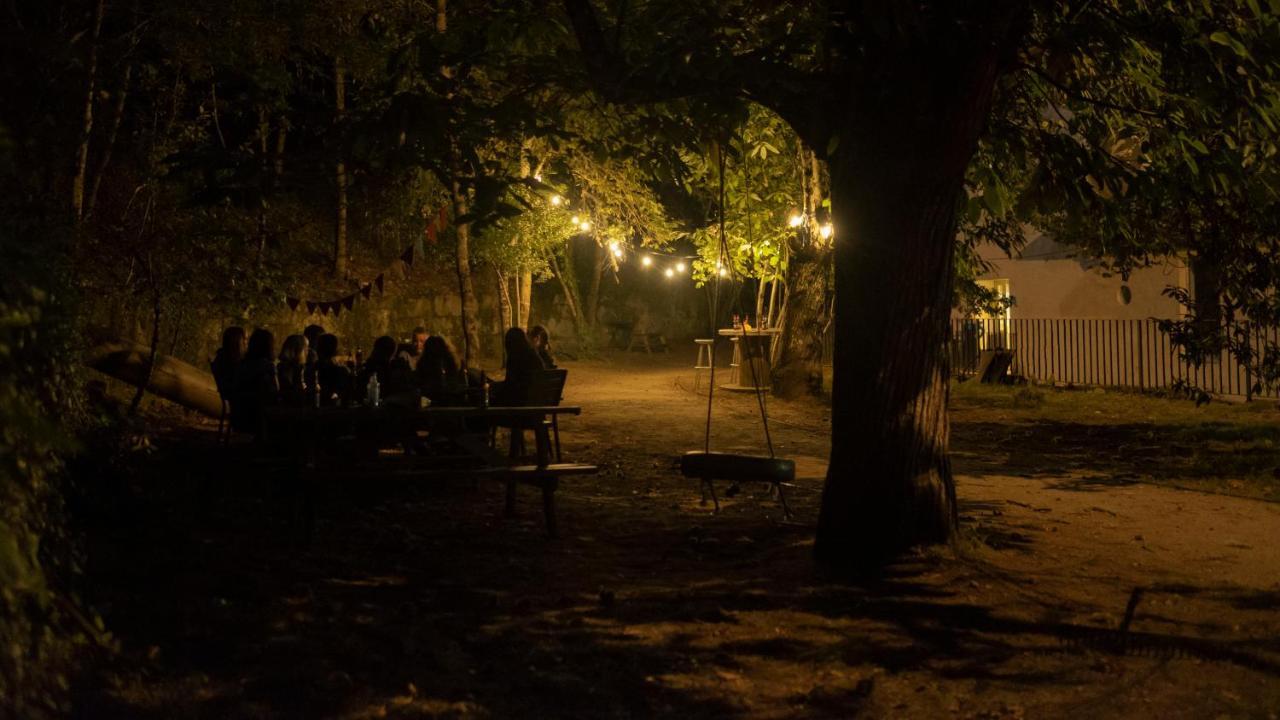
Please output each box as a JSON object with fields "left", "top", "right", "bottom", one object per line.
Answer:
{"left": 974, "top": 231, "right": 1188, "bottom": 320}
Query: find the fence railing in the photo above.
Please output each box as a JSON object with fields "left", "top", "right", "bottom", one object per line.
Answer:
{"left": 949, "top": 318, "right": 1280, "bottom": 400}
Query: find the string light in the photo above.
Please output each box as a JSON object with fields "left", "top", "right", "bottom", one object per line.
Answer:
{"left": 664, "top": 267, "right": 674, "bottom": 278}
{"left": 550, "top": 195, "right": 563, "bottom": 206}
{"left": 675, "top": 261, "right": 686, "bottom": 273}
{"left": 610, "top": 242, "right": 623, "bottom": 258}
{"left": 718, "top": 267, "right": 728, "bottom": 277}
{"left": 570, "top": 215, "right": 579, "bottom": 224}
{"left": 788, "top": 213, "right": 804, "bottom": 228}
{"left": 641, "top": 255, "right": 653, "bottom": 267}
{"left": 820, "top": 223, "right": 833, "bottom": 239}
{"left": 534, "top": 173, "right": 542, "bottom": 182}
{"left": 579, "top": 220, "right": 592, "bottom": 232}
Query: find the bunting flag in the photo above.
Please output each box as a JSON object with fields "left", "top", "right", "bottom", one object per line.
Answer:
{"left": 286, "top": 296, "right": 301, "bottom": 311}
{"left": 426, "top": 222, "right": 437, "bottom": 243}
{"left": 360, "top": 283, "right": 372, "bottom": 299}
{"left": 399, "top": 245, "right": 415, "bottom": 267}
{"left": 375, "top": 274, "right": 385, "bottom": 294}
{"left": 438, "top": 205, "right": 448, "bottom": 228}
{"left": 332, "top": 301, "right": 342, "bottom": 317}
{"left": 306, "top": 301, "right": 318, "bottom": 315}
{"left": 342, "top": 294, "right": 355, "bottom": 311}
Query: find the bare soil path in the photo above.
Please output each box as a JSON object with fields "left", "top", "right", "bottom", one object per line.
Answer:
{"left": 84, "top": 352, "right": 1280, "bottom": 719}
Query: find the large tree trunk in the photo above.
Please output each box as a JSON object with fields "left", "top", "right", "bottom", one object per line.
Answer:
{"left": 771, "top": 247, "right": 830, "bottom": 398}
{"left": 71, "top": 0, "right": 105, "bottom": 223}
{"left": 333, "top": 56, "right": 349, "bottom": 277}
{"left": 584, "top": 241, "right": 604, "bottom": 327}
{"left": 813, "top": 12, "right": 1019, "bottom": 573}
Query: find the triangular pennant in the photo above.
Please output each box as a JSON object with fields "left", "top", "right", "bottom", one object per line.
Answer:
{"left": 438, "top": 205, "right": 448, "bottom": 229}
{"left": 286, "top": 296, "right": 301, "bottom": 311}
{"left": 306, "top": 301, "right": 318, "bottom": 315}
{"left": 426, "top": 222, "right": 437, "bottom": 243}
{"left": 331, "top": 301, "right": 342, "bottom": 317}
{"left": 342, "top": 294, "right": 355, "bottom": 310}
{"left": 400, "top": 245, "right": 415, "bottom": 266}
{"left": 360, "top": 283, "right": 372, "bottom": 299}
{"left": 375, "top": 274, "right": 385, "bottom": 294}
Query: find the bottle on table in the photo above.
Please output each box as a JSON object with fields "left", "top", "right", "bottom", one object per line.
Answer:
{"left": 367, "top": 373, "right": 380, "bottom": 408}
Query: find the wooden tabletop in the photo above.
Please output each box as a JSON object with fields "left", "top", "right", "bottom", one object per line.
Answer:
{"left": 717, "top": 328, "right": 781, "bottom": 336}
{"left": 265, "top": 404, "right": 580, "bottom": 422}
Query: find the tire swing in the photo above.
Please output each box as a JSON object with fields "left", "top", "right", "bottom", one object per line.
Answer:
{"left": 680, "top": 140, "right": 794, "bottom": 518}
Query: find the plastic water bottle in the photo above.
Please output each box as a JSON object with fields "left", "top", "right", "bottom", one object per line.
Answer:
{"left": 367, "top": 374, "right": 380, "bottom": 407}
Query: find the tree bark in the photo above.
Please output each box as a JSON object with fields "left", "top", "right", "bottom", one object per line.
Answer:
{"left": 71, "top": 0, "right": 105, "bottom": 223}
{"left": 518, "top": 269, "right": 533, "bottom": 328}
{"left": 333, "top": 56, "right": 349, "bottom": 277}
{"left": 813, "top": 9, "right": 1021, "bottom": 574}
{"left": 771, "top": 248, "right": 829, "bottom": 398}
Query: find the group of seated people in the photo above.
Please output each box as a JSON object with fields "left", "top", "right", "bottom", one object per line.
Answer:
{"left": 211, "top": 322, "right": 558, "bottom": 435}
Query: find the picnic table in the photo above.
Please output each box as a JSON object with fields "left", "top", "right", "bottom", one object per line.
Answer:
{"left": 262, "top": 404, "right": 595, "bottom": 539}
{"left": 716, "top": 327, "right": 781, "bottom": 391}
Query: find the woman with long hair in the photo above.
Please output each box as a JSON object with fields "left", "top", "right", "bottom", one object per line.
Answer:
{"left": 492, "top": 327, "right": 545, "bottom": 406}
{"left": 231, "top": 328, "right": 279, "bottom": 434}
{"left": 276, "top": 334, "right": 309, "bottom": 406}
{"left": 211, "top": 326, "right": 246, "bottom": 397}
{"left": 528, "top": 324, "right": 556, "bottom": 369}
{"left": 417, "top": 334, "right": 466, "bottom": 404}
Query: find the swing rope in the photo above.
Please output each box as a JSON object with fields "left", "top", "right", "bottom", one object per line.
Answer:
{"left": 703, "top": 135, "right": 775, "bottom": 458}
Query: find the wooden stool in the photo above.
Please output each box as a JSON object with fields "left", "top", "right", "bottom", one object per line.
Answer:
{"left": 693, "top": 339, "right": 714, "bottom": 392}
{"left": 728, "top": 336, "right": 741, "bottom": 385}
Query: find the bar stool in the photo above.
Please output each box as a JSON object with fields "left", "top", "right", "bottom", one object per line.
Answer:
{"left": 728, "top": 336, "right": 741, "bottom": 385}
{"left": 693, "top": 339, "right": 715, "bottom": 392}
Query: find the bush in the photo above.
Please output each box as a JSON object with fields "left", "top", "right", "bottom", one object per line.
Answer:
{"left": 0, "top": 279, "right": 105, "bottom": 719}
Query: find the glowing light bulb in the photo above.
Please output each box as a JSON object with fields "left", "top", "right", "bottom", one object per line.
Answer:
{"left": 641, "top": 255, "right": 653, "bottom": 267}
{"left": 664, "top": 268, "right": 674, "bottom": 278}
{"left": 675, "top": 262, "right": 686, "bottom": 273}
{"left": 612, "top": 245, "right": 623, "bottom": 258}
{"left": 820, "top": 223, "right": 833, "bottom": 239}
{"left": 788, "top": 213, "right": 804, "bottom": 228}
{"left": 718, "top": 267, "right": 728, "bottom": 277}
{"left": 534, "top": 173, "right": 542, "bottom": 182}
{"left": 579, "top": 220, "right": 591, "bottom": 232}
{"left": 550, "top": 195, "right": 563, "bottom": 206}
{"left": 571, "top": 215, "right": 579, "bottom": 224}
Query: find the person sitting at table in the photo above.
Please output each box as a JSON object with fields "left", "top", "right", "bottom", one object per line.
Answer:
{"left": 277, "top": 334, "right": 309, "bottom": 406}
{"left": 528, "top": 324, "right": 556, "bottom": 369}
{"left": 302, "top": 323, "right": 324, "bottom": 390}
{"left": 357, "top": 335, "right": 397, "bottom": 394}
{"left": 417, "top": 334, "right": 467, "bottom": 405}
{"left": 396, "top": 326, "right": 429, "bottom": 371}
{"left": 211, "top": 326, "right": 246, "bottom": 397}
{"left": 492, "top": 327, "right": 545, "bottom": 406}
{"left": 230, "top": 328, "right": 279, "bottom": 435}
{"left": 315, "top": 333, "right": 351, "bottom": 406}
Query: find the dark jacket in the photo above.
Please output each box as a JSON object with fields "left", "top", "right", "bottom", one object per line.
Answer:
{"left": 230, "top": 358, "right": 278, "bottom": 433}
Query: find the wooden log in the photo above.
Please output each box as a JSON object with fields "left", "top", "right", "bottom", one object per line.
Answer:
{"left": 86, "top": 340, "right": 222, "bottom": 418}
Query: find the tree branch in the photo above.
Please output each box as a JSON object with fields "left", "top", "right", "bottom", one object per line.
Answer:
{"left": 1019, "top": 62, "right": 1167, "bottom": 120}
{"left": 560, "top": 0, "right": 829, "bottom": 146}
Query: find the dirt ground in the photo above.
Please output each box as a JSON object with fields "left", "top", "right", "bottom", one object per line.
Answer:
{"left": 79, "top": 352, "right": 1280, "bottom": 719}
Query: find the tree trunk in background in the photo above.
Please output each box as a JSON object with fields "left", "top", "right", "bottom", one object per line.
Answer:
{"left": 451, "top": 179, "right": 482, "bottom": 366}
{"left": 333, "top": 56, "right": 349, "bottom": 277}
{"left": 86, "top": 63, "right": 130, "bottom": 219}
{"left": 495, "top": 265, "right": 513, "bottom": 331}
{"left": 548, "top": 250, "right": 581, "bottom": 326}
{"left": 72, "top": 0, "right": 105, "bottom": 223}
{"left": 518, "top": 270, "right": 532, "bottom": 328}
{"left": 813, "top": 7, "right": 1021, "bottom": 574}
{"left": 771, "top": 248, "right": 829, "bottom": 398}
{"left": 273, "top": 116, "right": 287, "bottom": 183}
{"left": 584, "top": 242, "right": 604, "bottom": 327}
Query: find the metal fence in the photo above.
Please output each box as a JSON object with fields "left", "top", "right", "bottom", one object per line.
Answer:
{"left": 949, "top": 317, "right": 1280, "bottom": 400}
